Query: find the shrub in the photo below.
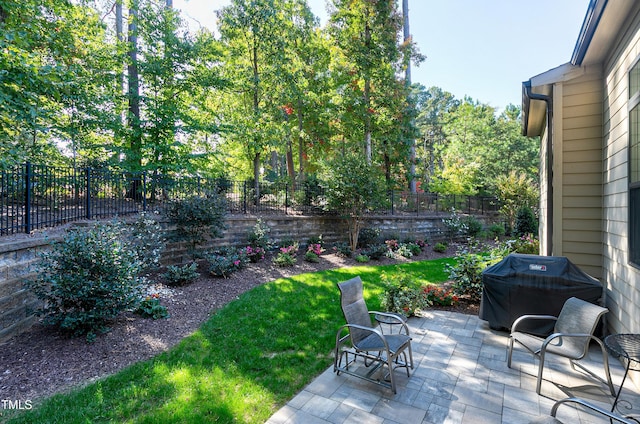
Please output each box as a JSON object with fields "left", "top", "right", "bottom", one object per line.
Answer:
{"left": 165, "top": 194, "right": 227, "bottom": 258}
{"left": 307, "top": 243, "right": 323, "bottom": 256}
{"left": 357, "top": 228, "right": 381, "bottom": 248}
{"left": 446, "top": 245, "right": 504, "bottom": 302}
{"left": 396, "top": 244, "right": 413, "bottom": 258}
{"left": 163, "top": 262, "right": 199, "bottom": 286}
{"left": 307, "top": 234, "right": 324, "bottom": 248}
{"left": 273, "top": 252, "right": 296, "bottom": 267}
{"left": 27, "top": 222, "right": 145, "bottom": 341}
{"left": 247, "top": 219, "right": 272, "bottom": 250}
{"left": 135, "top": 294, "right": 169, "bottom": 320}
{"left": 515, "top": 206, "right": 538, "bottom": 237}
{"left": 304, "top": 251, "right": 320, "bottom": 263}
{"left": 380, "top": 271, "right": 424, "bottom": 317}
{"left": 243, "top": 245, "right": 266, "bottom": 263}
{"left": 207, "top": 248, "right": 246, "bottom": 278}
{"left": 355, "top": 254, "right": 370, "bottom": 263}
{"left": 422, "top": 285, "right": 458, "bottom": 306}
{"left": 505, "top": 234, "right": 540, "bottom": 254}
{"left": 333, "top": 242, "right": 352, "bottom": 257}
{"left": 415, "top": 239, "right": 428, "bottom": 250}
{"left": 385, "top": 239, "right": 399, "bottom": 251}
{"left": 361, "top": 244, "right": 387, "bottom": 260}
{"left": 443, "top": 208, "right": 468, "bottom": 240}
{"left": 407, "top": 242, "right": 422, "bottom": 256}
{"left": 464, "top": 216, "right": 483, "bottom": 237}
{"left": 488, "top": 223, "right": 505, "bottom": 239}
{"left": 127, "top": 212, "right": 165, "bottom": 273}
{"left": 433, "top": 242, "right": 448, "bottom": 253}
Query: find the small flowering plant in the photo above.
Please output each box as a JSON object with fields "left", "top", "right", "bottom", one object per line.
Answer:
{"left": 307, "top": 243, "right": 323, "bottom": 256}
{"left": 207, "top": 248, "right": 247, "bottom": 278}
{"left": 135, "top": 293, "right": 169, "bottom": 320}
{"left": 273, "top": 242, "right": 299, "bottom": 267}
{"left": 385, "top": 239, "right": 399, "bottom": 251}
{"left": 379, "top": 270, "right": 423, "bottom": 317}
{"left": 244, "top": 245, "right": 266, "bottom": 263}
{"left": 421, "top": 285, "right": 459, "bottom": 306}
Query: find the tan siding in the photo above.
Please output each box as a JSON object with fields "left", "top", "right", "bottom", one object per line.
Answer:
{"left": 602, "top": 5, "right": 640, "bottom": 335}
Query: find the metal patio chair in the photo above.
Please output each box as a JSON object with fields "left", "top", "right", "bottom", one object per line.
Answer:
{"left": 529, "top": 397, "right": 639, "bottom": 423}
{"left": 507, "top": 296, "right": 615, "bottom": 395}
{"left": 333, "top": 276, "right": 413, "bottom": 393}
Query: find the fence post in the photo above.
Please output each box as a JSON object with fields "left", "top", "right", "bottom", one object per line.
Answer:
{"left": 24, "top": 162, "right": 31, "bottom": 233}
{"left": 285, "top": 183, "right": 288, "bottom": 215}
{"left": 468, "top": 195, "right": 471, "bottom": 214}
{"left": 390, "top": 190, "right": 394, "bottom": 215}
{"left": 416, "top": 192, "right": 419, "bottom": 216}
{"left": 142, "top": 172, "right": 147, "bottom": 212}
{"left": 85, "top": 167, "right": 92, "bottom": 219}
{"left": 243, "top": 180, "right": 247, "bottom": 214}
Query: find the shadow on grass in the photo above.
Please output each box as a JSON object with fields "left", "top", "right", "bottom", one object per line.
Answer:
{"left": 4, "top": 258, "right": 454, "bottom": 424}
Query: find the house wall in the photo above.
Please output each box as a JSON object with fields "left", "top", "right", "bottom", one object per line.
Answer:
{"left": 557, "top": 71, "right": 605, "bottom": 280}
{"left": 602, "top": 7, "right": 640, "bottom": 335}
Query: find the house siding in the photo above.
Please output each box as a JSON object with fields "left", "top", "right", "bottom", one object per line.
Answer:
{"left": 602, "top": 7, "right": 640, "bottom": 334}
{"left": 558, "top": 73, "right": 604, "bottom": 280}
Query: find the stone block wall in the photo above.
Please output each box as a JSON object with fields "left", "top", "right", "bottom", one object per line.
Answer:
{"left": 0, "top": 214, "right": 462, "bottom": 342}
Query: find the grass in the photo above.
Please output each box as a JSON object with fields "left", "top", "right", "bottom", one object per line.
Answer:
{"left": 4, "top": 258, "right": 454, "bottom": 424}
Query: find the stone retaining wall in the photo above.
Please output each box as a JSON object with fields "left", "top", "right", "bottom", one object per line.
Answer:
{"left": 0, "top": 214, "right": 463, "bottom": 343}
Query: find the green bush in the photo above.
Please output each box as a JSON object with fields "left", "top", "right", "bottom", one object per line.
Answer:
{"left": 127, "top": 212, "right": 165, "bottom": 273}
{"left": 446, "top": 246, "right": 505, "bottom": 302}
{"left": 28, "top": 222, "right": 145, "bottom": 341}
{"left": 515, "top": 206, "right": 538, "bottom": 237}
{"left": 332, "top": 242, "right": 352, "bottom": 258}
{"left": 247, "top": 219, "right": 272, "bottom": 249}
{"left": 488, "top": 223, "right": 505, "bottom": 239}
{"left": 207, "top": 248, "right": 246, "bottom": 278}
{"left": 379, "top": 271, "right": 423, "bottom": 317}
{"left": 433, "top": 242, "right": 448, "bottom": 253}
{"left": 163, "top": 262, "right": 199, "bottom": 286}
{"left": 355, "top": 254, "right": 370, "bottom": 263}
{"left": 396, "top": 244, "right": 414, "bottom": 258}
{"left": 273, "top": 252, "right": 296, "bottom": 267}
{"left": 357, "top": 228, "right": 381, "bottom": 248}
{"left": 361, "top": 244, "right": 387, "bottom": 260}
{"left": 135, "top": 295, "right": 169, "bottom": 320}
{"left": 165, "top": 194, "right": 227, "bottom": 258}
{"left": 464, "top": 216, "right": 483, "bottom": 237}
{"left": 304, "top": 251, "right": 320, "bottom": 263}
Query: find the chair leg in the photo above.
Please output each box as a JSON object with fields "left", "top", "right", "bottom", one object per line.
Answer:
{"left": 507, "top": 336, "right": 514, "bottom": 368}
{"left": 387, "top": 354, "right": 397, "bottom": 394}
{"left": 599, "top": 342, "right": 616, "bottom": 396}
{"left": 536, "top": 351, "right": 546, "bottom": 395}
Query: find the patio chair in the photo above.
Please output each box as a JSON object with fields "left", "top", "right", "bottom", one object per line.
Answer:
{"left": 529, "top": 397, "right": 639, "bottom": 423}
{"left": 334, "top": 276, "right": 413, "bottom": 393}
{"left": 507, "top": 296, "right": 615, "bottom": 395}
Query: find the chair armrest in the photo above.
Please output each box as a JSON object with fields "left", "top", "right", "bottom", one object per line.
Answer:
{"left": 551, "top": 397, "right": 637, "bottom": 423}
{"left": 369, "top": 311, "right": 411, "bottom": 335}
{"left": 511, "top": 314, "right": 558, "bottom": 334}
{"left": 337, "top": 323, "right": 389, "bottom": 350}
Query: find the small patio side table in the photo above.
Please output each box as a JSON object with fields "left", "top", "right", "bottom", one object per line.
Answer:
{"left": 604, "top": 333, "right": 640, "bottom": 415}
{"left": 374, "top": 312, "right": 407, "bottom": 335}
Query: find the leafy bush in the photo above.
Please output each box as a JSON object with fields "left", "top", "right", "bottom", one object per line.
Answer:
{"left": 504, "top": 234, "right": 540, "bottom": 254}
{"left": 207, "top": 248, "right": 246, "bottom": 278}
{"left": 332, "top": 242, "right": 352, "bottom": 257}
{"left": 165, "top": 194, "right": 227, "bottom": 258}
{"left": 307, "top": 243, "right": 323, "bottom": 256}
{"left": 385, "top": 239, "right": 399, "bottom": 251}
{"left": 28, "top": 222, "right": 145, "bottom": 341}
{"left": 355, "top": 254, "right": 370, "bottom": 263}
{"left": 357, "top": 228, "right": 381, "bottom": 248}
{"left": 433, "top": 242, "right": 448, "bottom": 253}
{"left": 422, "top": 285, "right": 458, "bottom": 306}
{"left": 307, "top": 234, "right": 324, "bottom": 248}
{"left": 135, "top": 294, "right": 169, "bottom": 320}
{"left": 243, "top": 245, "right": 266, "bottom": 263}
{"left": 396, "top": 244, "right": 413, "bottom": 258}
{"left": 380, "top": 271, "right": 423, "bottom": 317}
{"left": 273, "top": 253, "right": 296, "bottom": 267}
{"left": 163, "top": 262, "right": 199, "bottom": 286}
{"left": 446, "top": 245, "right": 504, "bottom": 302}
{"left": 127, "top": 212, "right": 165, "bottom": 273}
{"left": 515, "top": 206, "right": 538, "bottom": 237}
{"left": 443, "top": 208, "right": 468, "bottom": 240}
{"left": 488, "top": 223, "right": 505, "bottom": 239}
{"left": 407, "top": 242, "right": 422, "bottom": 256}
{"left": 464, "top": 216, "right": 483, "bottom": 237}
{"left": 304, "top": 251, "right": 320, "bottom": 263}
{"left": 415, "top": 239, "right": 428, "bottom": 250}
{"left": 361, "top": 244, "right": 387, "bottom": 260}
{"left": 247, "top": 219, "right": 272, "bottom": 249}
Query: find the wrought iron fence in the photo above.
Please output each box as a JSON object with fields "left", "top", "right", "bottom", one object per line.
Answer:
{"left": 0, "top": 162, "right": 500, "bottom": 235}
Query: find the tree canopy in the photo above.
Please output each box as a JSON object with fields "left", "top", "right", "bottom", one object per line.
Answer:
{"left": 0, "top": 0, "right": 538, "bottom": 204}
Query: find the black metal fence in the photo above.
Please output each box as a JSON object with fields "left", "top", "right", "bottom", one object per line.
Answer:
{"left": 0, "top": 162, "right": 500, "bottom": 235}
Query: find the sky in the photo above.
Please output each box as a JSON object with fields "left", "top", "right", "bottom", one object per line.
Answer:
{"left": 172, "top": 0, "right": 589, "bottom": 110}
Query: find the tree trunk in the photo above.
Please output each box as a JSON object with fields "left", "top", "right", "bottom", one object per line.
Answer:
{"left": 126, "top": 0, "right": 142, "bottom": 200}
{"left": 253, "top": 152, "right": 261, "bottom": 206}
{"left": 403, "top": 0, "right": 417, "bottom": 193}
{"left": 296, "top": 98, "right": 304, "bottom": 184}
{"left": 363, "top": 12, "right": 372, "bottom": 164}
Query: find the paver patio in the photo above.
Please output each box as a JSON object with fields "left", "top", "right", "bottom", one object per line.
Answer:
{"left": 267, "top": 310, "right": 640, "bottom": 423}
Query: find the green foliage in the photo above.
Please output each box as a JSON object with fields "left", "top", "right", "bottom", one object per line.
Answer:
{"left": 488, "top": 223, "right": 506, "bottom": 239}
{"left": 357, "top": 228, "right": 381, "bottom": 248}
{"left": 355, "top": 254, "right": 370, "bottom": 263}
{"left": 163, "top": 262, "right": 199, "bottom": 286}
{"left": 304, "top": 251, "right": 320, "bottom": 263}
{"left": 433, "top": 242, "right": 448, "bottom": 253}
{"left": 361, "top": 244, "right": 388, "bottom": 260}
{"left": 207, "top": 248, "right": 247, "bottom": 278}
{"left": 273, "top": 253, "right": 297, "bottom": 267}
{"left": 443, "top": 208, "right": 468, "bottom": 240}
{"left": 515, "top": 206, "right": 538, "bottom": 237}
{"left": 243, "top": 245, "right": 266, "bottom": 263}
{"left": 422, "top": 285, "right": 458, "bottom": 306}
{"left": 165, "top": 194, "right": 227, "bottom": 258}
{"left": 464, "top": 216, "right": 483, "bottom": 238}
{"left": 320, "top": 153, "right": 386, "bottom": 251}
{"left": 504, "top": 234, "right": 540, "bottom": 255}
{"left": 446, "top": 244, "right": 505, "bottom": 302}
{"left": 247, "top": 219, "right": 272, "bottom": 250}
{"left": 332, "top": 242, "right": 353, "bottom": 258}
{"left": 396, "top": 244, "right": 414, "bottom": 258}
{"left": 135, "top": 295, "right": 169, "bottom": 320}
{"left": 27, "top": 223, "right": 145, "bottom": 341}
{"left": 495, "top": 171, "right": 539, "bottom": 234}
{"left": 128, "top": 212, "right": 165, "bottom": 273}
{"left": 379, "top": 271, "right": 423, "bottom": 317}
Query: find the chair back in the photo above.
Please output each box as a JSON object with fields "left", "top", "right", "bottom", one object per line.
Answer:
{"left": 338, "top": 276, "right": 374, "bottom": 346}
{"left": 554, "top": 297, "right": 608, "bottom": 357}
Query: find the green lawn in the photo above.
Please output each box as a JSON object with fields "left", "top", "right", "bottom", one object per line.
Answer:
{"left": 4, "top": 258, "right": 454, "bottom": 424}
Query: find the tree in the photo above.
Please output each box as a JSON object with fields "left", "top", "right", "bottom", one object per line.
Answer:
{"left": 320, "top": 153, "right": 385, "bottom": 251}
